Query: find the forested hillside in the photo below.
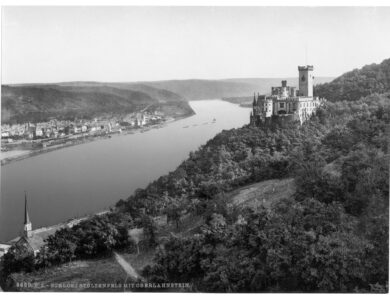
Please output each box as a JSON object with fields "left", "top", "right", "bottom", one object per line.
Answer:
{"left": 4, "top": 92, "right": 388, "bottom": 292}
{"left": 2, "top": 61, "right": 388, "bottom": 292}
{"left": 138, "top": 93, "right": 389, "bottom": 292}
{"left": 1, "top": 84, "right": 193, "bottom": 124}
{"left": 315, "top": 58, "right": 390, "bottom": 101}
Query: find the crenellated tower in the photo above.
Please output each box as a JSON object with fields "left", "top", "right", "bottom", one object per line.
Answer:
{"left": 298, "top": 65, "right": 314, "bottom": 97}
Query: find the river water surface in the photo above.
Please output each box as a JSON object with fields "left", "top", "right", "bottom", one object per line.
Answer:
{"left": 0, "top": 100, "right": 251, "bottom": 241}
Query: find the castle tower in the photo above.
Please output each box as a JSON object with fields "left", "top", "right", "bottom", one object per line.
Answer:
{"left": 298, "top": 65, "right": 314, "bottom": 97}
{"left": 23, "top": 192, "right": 32, "bottom": 238}
{"left": 263, "top": 98, "right": 272, "bottom": 117}
{"left": 281, "top": 80, "right": 288, "bottom": 97}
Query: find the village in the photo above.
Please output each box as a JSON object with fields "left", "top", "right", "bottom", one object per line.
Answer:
{"left": 1, "top": 110, "right": 167, "bottom": 154}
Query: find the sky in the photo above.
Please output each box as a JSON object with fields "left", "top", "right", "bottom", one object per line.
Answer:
{"left": 2, "top": 6, "right": 390, "bottom": 84}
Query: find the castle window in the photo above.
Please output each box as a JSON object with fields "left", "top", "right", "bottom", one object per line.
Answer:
{"left": 280, "top": 103, "right": 285, "bottom": 108}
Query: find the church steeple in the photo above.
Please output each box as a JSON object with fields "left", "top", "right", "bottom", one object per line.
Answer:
{"left": 24, "top": 192, "right": 32, "bottom": 238}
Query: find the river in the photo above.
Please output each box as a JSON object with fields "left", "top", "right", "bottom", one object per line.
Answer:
{"left": 0, "top": 100, "right": 251, "bottom": 242}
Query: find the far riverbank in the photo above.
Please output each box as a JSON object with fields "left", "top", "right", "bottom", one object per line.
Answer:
{"left": 0, "top": 114, "right": 193, "bottom": 166}
{"left": 1, "top": 100, "right": 251, "bottom": 242}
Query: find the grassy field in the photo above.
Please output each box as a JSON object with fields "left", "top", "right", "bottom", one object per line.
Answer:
{"left": 9, "top": 256, "right": 128, "bottom": 292}
{"left": 227, "top": 178, "right": 296, "bottom": 210}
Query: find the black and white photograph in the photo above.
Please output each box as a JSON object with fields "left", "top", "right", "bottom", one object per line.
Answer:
{"left": 0, "top": 2, "right": 389, "bottom": 294}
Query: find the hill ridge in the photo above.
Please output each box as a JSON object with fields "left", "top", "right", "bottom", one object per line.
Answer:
{"left": 315, "top": 58, "right": 390, "bottom": 101}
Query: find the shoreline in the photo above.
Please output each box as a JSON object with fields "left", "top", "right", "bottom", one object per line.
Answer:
{"left": 1, "top": 112, "right": 195, "bottom": 243}
{"left": 5, "top": 210, "right": 111, "bottom": 244}
{"left": 1, "top": 113, "right": 194, "bottom": 166}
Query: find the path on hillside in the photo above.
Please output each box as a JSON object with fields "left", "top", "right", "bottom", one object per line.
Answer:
{"left": 113, "top": 251, "right": 140, "bottom": 281}
{"left": 228, "top": 178, "right": 295, "bottom": 209}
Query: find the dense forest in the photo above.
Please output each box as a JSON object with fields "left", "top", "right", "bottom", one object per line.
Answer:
{"left": 140, "top": 94, "right": 389, "bottom": 292}
{"left": 2, "top": 62, "right": 389, "bottom": 292}
{"left": 315, "top": 58, "right": 390, "bottom": 101}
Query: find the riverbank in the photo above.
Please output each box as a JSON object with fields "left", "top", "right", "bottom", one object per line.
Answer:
{"left": 0, "top": 113, "right": 193, "bottom": 166}
{"left": 4, "top": 210, "right": 111, "bottom": 245}
{"left": 1, "top": 100, "right": 251, "bottom": 242}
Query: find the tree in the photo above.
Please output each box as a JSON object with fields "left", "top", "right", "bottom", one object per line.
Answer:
{"left": 140, "top": 215, "right": 157, "bottom": 247}
{"left": 128, "top": 228, "right": 144, "bottom": 255}
{"left": 142, "top": 198, "right": 379, "bottom": 292}
{"left": 164, "top": 194, "right": 183, "bottom": 229}
{"left": 2, "top": 245, "right": 35, "bottom": 276}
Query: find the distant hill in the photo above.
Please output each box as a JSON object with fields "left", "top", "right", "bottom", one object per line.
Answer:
{"left": 56, "top": 82, "right": 186, "bottom": 103}
{"left": 314, "top": 58, "right": 390, "bottom": 101}
{"left": 1, "top": 84, "right": 193, "bottom": 124}
{"left": 224, "top": 77, "right": 333, "bottom": 94}
{"left": 142, "top": 77, "right": 333, "bottom": 100}
{"left": 141, "top": 79, "right": 258, "bottom": 100}
{"left": 1, "top": 76, "right": 333, "bottom": 124}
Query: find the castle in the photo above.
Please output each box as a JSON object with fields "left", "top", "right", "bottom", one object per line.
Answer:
{"left": 250, "top": 65, "right": 324, "bottom": 126}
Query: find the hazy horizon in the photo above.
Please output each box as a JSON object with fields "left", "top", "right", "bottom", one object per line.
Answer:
{"left": 2, "top": 6, "right": 390, "bottom": 84}
{"left": 1, "top": 75, "right": 336, "bottom": 86}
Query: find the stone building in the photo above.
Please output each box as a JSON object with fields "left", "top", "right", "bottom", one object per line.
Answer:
{"left": 8, "top": 193, "right": 63, "bottom": 256}
{"left": 250, "top": 65, "right": 325, "bottom": 126}
{"left": 6, "top": 194, "right": 109, "bottom": 257}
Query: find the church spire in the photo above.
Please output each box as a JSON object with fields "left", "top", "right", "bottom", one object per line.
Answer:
{"left": 253, "top": 93, "right": 257, "bottom": 106}
{"left": 24, "top": 191, "right": 32, "bottom": 237}
{"left": 24, "top": 192, "right": 30, "bottom": 224}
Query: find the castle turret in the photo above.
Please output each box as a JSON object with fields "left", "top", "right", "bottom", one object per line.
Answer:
{"left": 23, "top": 192, "right": 32, "bottom": 238}
{"left": 298, "top": 65, "right": 314, "bottom": 97}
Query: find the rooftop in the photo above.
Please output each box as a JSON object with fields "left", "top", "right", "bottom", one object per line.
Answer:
{"left": 298, "top": 65, "right": 314, "bottom": 71}
{"left": 8, "top": 223, "right": 67, "bottom": 252}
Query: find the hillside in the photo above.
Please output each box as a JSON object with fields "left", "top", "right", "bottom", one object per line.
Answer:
{"left": 142, "top": 79, "right": 259, "bottom": 100}
{"left": 1, "top": 84, "right": 194, "bottom": 124}
{"left": 315, "top": 58, "right": 390, "bottom": 101}
{"left": 56, "top": 82, "right": 186, "bottom": 103}
{"left": 2, "top": 76, "right": 334, "bottom": 124}
{"left": 143, "top": 77, "right": 333, "bottom": 100}
{"left": 2, "top": 61, "right": 388, "bottom": 292}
